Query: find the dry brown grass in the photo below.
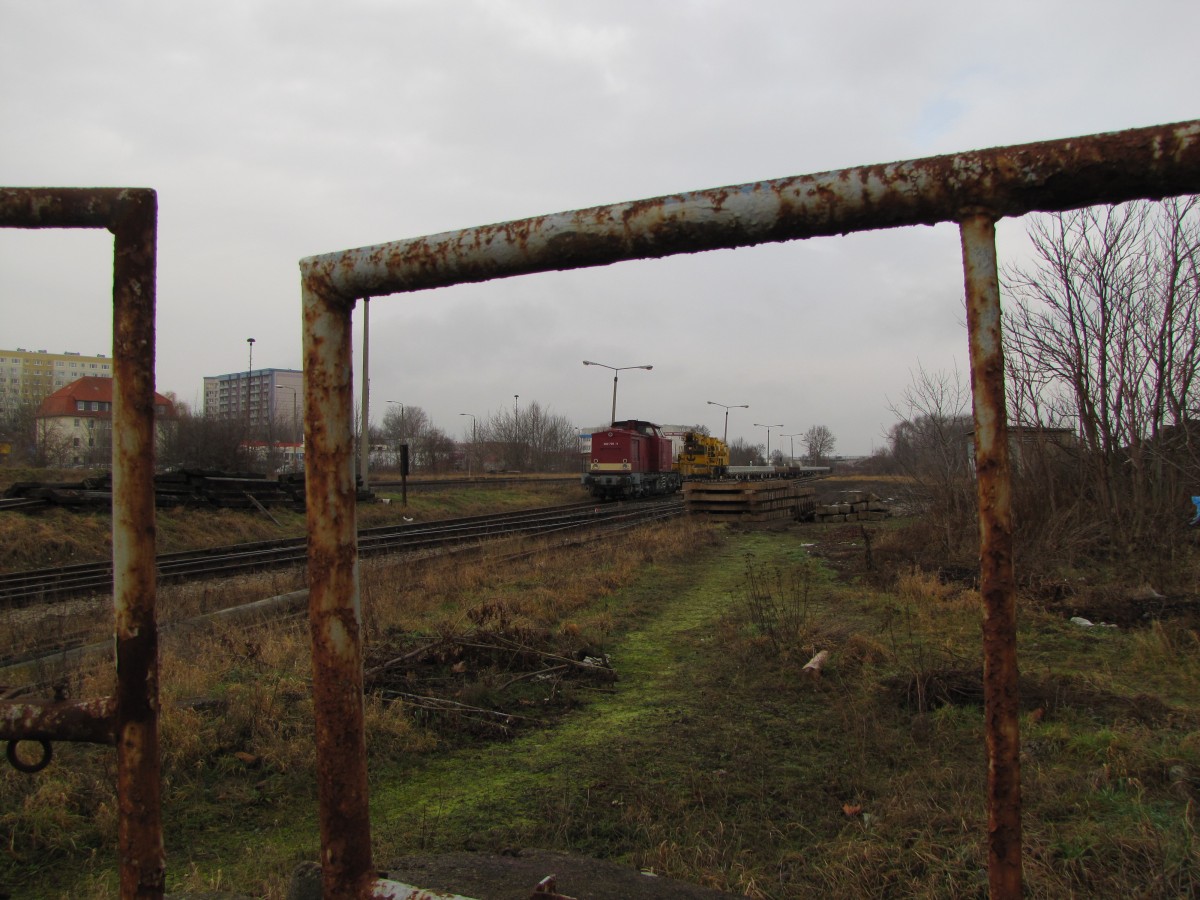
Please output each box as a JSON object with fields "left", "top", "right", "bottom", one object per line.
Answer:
{"left": 1, "top": 513, "right": 709, "bottom": 897}
{"left": 11, "top": 502, "right": 1198, "bottom": 899}
{"left": 0, "top": 479, "right": 583, "bottom": 575}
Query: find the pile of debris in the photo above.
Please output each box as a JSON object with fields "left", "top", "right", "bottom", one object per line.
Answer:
{"left": 2, "top": 468, "right": 325, "bottom": 511}
{"left": 809, "top": 491, "right": 890, "bottom": 524}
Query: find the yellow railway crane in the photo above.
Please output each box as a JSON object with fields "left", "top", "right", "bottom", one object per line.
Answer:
{"left": 674, "top": 431, "right": 729, "bottom": 478}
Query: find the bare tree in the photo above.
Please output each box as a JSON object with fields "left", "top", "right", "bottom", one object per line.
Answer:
{"left": 885, "top": 363, "right": 975, "bottom": 556}
{"left": 0, "top": 400, "right": 40, "bottom": 465}
{"left": 1003, "top": 197, "right": 1200, "bottom": 558}
{"left": 481, "top": 400, "right": 576, "bottom": 472}
{"left": 159, "top": 409, "right": 253, "bottom": 471}
{"left": 32, "top": 418, "right": 75, "bottom": 468}
{"left": 380, "top": 405, "right": 430, "bottom": 471}
{"left": 523, "top": 402, "right": 578, "bottom": 471}
{"left": 728, "top": 437, "right": 761, "bottom": 466}
{"left": 802, "top": 425, "right": 836, "bottom": 463}
{"left": 414, "top": 426, "right": 457, "bottom": 473}
{"left": 481, "top": 405, "right": 525, "bottom": 471}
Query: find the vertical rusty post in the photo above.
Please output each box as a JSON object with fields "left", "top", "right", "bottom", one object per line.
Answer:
{"left": 960, "top": 212, "right": 1022, "bottom": 899}
{"left": 301, "top": 275, "right": 374, "bottom": 898}
{"left": 110, "top": 189, "right": 165, "bottom": 899}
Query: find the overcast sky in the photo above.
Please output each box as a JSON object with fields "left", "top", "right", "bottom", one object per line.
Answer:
{"left": 2, "top": 2, "right": 1197, "bottom": 455}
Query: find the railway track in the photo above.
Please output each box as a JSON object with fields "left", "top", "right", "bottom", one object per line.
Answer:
{"left": 373, "top": 475, "right": 578, "bottom": 491}
{"left": 0, "top": 497, "right": 683, "bottom": 608}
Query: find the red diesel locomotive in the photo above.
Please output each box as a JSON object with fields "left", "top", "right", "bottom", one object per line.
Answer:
{"left": 582, "top": 420, "right": 683, "bottom": 500}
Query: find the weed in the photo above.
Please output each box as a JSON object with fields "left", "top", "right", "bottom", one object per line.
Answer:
{"left": 736, "top": 552, "right": 820, "bottom": 656}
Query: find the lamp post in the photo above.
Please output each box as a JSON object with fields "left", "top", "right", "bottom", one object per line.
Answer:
{"left": 245, "top": 337, "right": 255, "bottom": 425}
{"left": 459, "top": 413, "right": 477, "bottom": 478}
{"left": 582, "top": 360, "right": 653, "bottom": 425}
{"left": 707, "top": 401, "right": 748, "bottom": 444}
{"left": 782, "top": 432, "right": 803, "bottom": 465}
{"left": 753, "top": 423, "right": 783, "bottom": 464}
{"left": 276, "top": 385, "right": 299, "bottom": 460}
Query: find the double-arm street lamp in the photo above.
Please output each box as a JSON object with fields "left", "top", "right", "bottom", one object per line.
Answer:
{"left": 459, "top": 413, "right": 477, "bottom": 477}
{"left": 707, "top": 401, "right": 748, "bottom": 444}
{"left": 583, "top": 360, "right": 653, "bottom": 425}
{"left": 753, "top": 423, "right": 784, "bottom": 464}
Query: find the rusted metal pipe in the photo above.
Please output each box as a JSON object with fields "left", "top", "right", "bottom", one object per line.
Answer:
{"left": 111, "top": 188, "right": 166, "bottom": 900}
{"left": 0, "top": 186, "right": 165, "bottom": 900}
{"left": 960, "top": 212, "right": 1022, "bottom": 899}
{"left": 301, "top": 120, "right": 1200, "bottom": 301}
{"left": 0, "top": 697, "right": 118, "bottom": 745}
{"left": 0, "top": 187, "right": 135, "bottom": 229}
{"left": 302, "top": 281, "right": 373, "bottom": 899}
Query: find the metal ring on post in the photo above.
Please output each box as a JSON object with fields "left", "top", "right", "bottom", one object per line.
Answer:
{"left": 6, "top": 739, "right": 53, "bottom": 774}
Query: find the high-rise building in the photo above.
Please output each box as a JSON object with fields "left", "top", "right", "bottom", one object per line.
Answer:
{"left": 203, "top": 368, "right": 303, "bottom": 438}
{"left": 0, "top": 347, "right": 113, "bottom": 419}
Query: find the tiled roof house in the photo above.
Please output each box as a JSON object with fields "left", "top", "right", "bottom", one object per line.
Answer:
{"left": 35, "top": 377, "right": 176, "bottom": 466}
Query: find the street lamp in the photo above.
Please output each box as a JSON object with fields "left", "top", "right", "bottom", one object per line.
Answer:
{"left": 753, "top": 423, "right": 783, "bottom": 464}
{"left": 582, "top": 360, "right": 653, "bottom": 425}
{"left": 459, "top": 413, "right": 477, "bottom": 478}
{"left": 245, "top": 337, "right": 255, "bottom": 424}
{"left": 276, "top": 385, "right": 299, "bottom": 447}
{"left": 707, "top": 401, "right": 749, "bottom": 444}
{"left": 782, "top": 432, "right": 803, "bottom": 465}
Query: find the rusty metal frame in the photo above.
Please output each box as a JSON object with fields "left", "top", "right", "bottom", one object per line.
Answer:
{"left": 0, "top": 188, "right": 163, "bottom": 898}
{"left": 300, "top": 120, "right": 1200, "bottom": 899}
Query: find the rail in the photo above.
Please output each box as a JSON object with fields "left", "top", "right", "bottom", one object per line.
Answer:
{"left": 0, "top": 500, "right": 669, "bottom": 608}
{"left": 2, "top": 499, "right": 683, "bottom": 682}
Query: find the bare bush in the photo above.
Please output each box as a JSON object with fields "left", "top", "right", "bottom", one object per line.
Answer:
{"left": 1004, "top": 197, "right": 1200, "bottom": 582}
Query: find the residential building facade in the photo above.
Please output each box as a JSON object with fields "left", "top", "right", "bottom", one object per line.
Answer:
{"left": 35, "top": 376, "right": 175, "bottom": 467}
{"left": 0, "top": 347, "right": 113, "bottom": 420}
{"left": 202, "top": 368, "right": 303, "bottom": 438}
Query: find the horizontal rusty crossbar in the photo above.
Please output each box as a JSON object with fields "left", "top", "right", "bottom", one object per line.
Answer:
{"left": 301, "top": 120, "right": 1200, "bottom": 300}
{"left": 0, "top": 697, "right": 118, "bottom": 744}
{"left": 0, "top": 187, "right": 154, "bottom": 230}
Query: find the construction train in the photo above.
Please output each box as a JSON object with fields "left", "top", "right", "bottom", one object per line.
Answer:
{"left": 582, "top": 420, "right": 829, "bottom": 501}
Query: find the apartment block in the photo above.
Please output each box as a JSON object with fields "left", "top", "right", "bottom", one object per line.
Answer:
{"left": 203, "top": 368, "right": 303, "bottom": 438}
{"left": 0, "top": 347, "right": 113, "bottom": 418}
